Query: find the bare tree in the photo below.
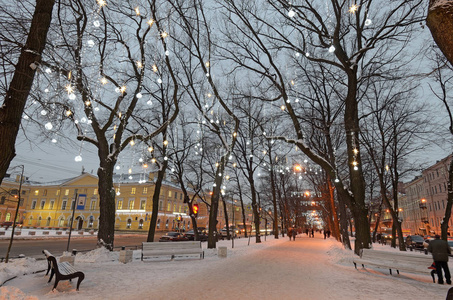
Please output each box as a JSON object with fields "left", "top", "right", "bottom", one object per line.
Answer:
{"left": 0, "top": 0, "right": 55, "bottom": 185}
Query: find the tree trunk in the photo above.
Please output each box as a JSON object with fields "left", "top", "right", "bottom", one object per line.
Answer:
{"left": 441, "top": 156, "right": 453, "bottom": 239}
{"left": 207, "top": 157, "right": 227, "bottom": 249}
{"left": 97, "top": 162, "right": 116, "bottom": 250}
{"left": 147, "top": 161, "right": 168, "bottom": 242}
{"left": 427, "top": 0, "right": 453, "bottom": 66}
{"left": 338, "top": 196, "right": 351, "bottom": 250}
{"left": 327, "top": 176, "right": 341, "bottom": 241}
{"left": 0, "top": 0, "right": 55, "bottom": 185}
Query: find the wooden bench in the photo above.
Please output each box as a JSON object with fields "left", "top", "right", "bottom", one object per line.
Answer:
{"left": 142, "top": 241, "right": 204, "bottom": 261}
{"left": 42, "top": 250, "right": 85, "bottom": 291}
{"left": 353, "top": 248, "right": 435, "bottom": 280}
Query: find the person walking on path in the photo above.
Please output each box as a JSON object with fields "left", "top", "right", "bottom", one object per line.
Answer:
{"left": 323, "top": 230, "right": 327, "bottom": 239}
{"left": 292, "top": 228, "right": 297, "bottom": 241}
{"left": 311, "top": 228, "right": 315, "bottom": 238}
{"left": 428, "top": 234, "right": 452, "bottom": 285}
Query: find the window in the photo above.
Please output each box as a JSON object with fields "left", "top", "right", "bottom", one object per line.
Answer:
{"left": 49, "top": 200, "right": 54, "bottom": 210}
{"left": 167, "top": 202, "right": 171, "bottom": 211}
{"left": 43, "top": 189, "right": 47, "bottom": 196}
{"left": 140, "top": 200, "right": 146, "bottom": 210}
{"left": 173, "top": 204, "right": 176, "bottom": 212}
{"left": 56, "top": 190, "right": 60, "bottom": 196}
{"left": 126, "top": 219, "right": 132, "bottom": 229}
{"left": 34, "top": 190, "right": 39, "bottom": 196}
{"left": 128, "top": 200, "right": 134, "bottom": 210}
{"left": 159, "top": 200, "right": 163, "bottom": 210}
{"left": 31, "top": 200, "right": 37, "bottom": 210}
{"left": 0, "top": 196, "right": 5, "bottom": 204}
{"left": 46, "top": 217, "right": 51, "bottom": 226}
{"left": 37, "top": 216, "right": 42, "bottom": 226}
{"left": 28, "top": 216, "right": 33, "bottom": 225}
{"left": 62, "top": 201, "right": 67, "bottom": 210}
{"left": 139, "top": 219, "right": 144, "bottom": 229}
{"left": 58, "top": 218, "right": 64, "bottom": 227}
{"left": 179, "top": 205, "right": 182, "bottom": 213}
{"left": 180, "top": 193, "right": 182, "bottom": 200}
{"left": 165, "top": 219, "right": 169, "bottom": 229}
{"left": 143, "top": 187, "right": 148, "bottom": 194}
{"left": 65, "top": 189, "right": 69, "bottom": 196}
{"left": 131, "top": 188, "right": 136, "bottom": 195}
{"left": 5, "top": 213, "right": 11, "bottom": 222}
{"left": 157, "top": 219, "right": 161, "bottom": 229}
{"left": 40, "top": 200, "right": 45, "bottom": 209}
{"left": 71, "top": 200, "right": 75, "bottom": 210}
{"left": 89, "top": 216, "right": 94, "bottom": 228}
{"left": 175, "top": 192, "right": 178, "bottom": 199}
{"left": 117, "top": 200, "right": 123, "bottom": 210}
{"left": 90, "top": 201, "right": 96, "bottom": 210}
{"left": 168, "top": 191, "right": 172, "bottom": 198}
{"left": 94, "top": 188, "right": 98, "bottom": 195}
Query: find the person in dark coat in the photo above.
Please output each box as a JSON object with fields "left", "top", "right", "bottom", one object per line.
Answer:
{"left": 292, "top": 228, "right": 297, "bottom": 241}
{"left": 428, "top": 234, "right": 452, "bottom": 284}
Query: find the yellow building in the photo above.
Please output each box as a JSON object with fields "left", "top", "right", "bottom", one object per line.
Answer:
{"left": 0, "top": 175, "right": 29, "bottom": 225}
{"left": 2, "top": 171, "right": 242, "bottom": 233}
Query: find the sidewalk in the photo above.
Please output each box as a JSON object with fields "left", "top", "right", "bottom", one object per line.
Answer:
{"left": 1, "top": 234, "right": 451, "bottom": 300}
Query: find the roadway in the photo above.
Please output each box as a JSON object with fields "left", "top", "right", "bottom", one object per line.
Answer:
{"left": 0, "top": 232, "right": 164, "bottom": 259}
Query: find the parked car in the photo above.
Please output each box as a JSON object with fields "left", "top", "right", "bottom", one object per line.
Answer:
{"left": 406, "top": 235, "right": 425, "bottom": 250}
{"left": 184, "top": 229, "right": 208, "bottom": 241}
{"left": 158, "top": 232, "right": 189, "bottom": 242}
{"left": 221, "top": 227, "right": 238, "bottom": 238}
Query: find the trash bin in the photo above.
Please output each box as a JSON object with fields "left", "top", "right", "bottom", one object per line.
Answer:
{"left": 218, "top": 246, "right": 227, "bottom": 258}
{"left": 119, "top": 249, "right": 133, "bottom": 263}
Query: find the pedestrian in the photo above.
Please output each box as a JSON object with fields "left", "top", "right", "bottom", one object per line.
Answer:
{"left": 327, "top": 230, "right": 331, "bottom": 238}
{"left": 292, "top": 228, "right": 297, "bottom": 241}
{"left": 288, "top": 228, "right": 292, "bottom": 241}
{"left": 428, "top": 234, "right": 452, "bottom": 285}
{"left": 323, "top": 230, "right": 327, "bottom": 239}
{"left": 311, "top": 228, "right": 314, "bottom": 238}
{"left": 305, "top": 228, "right": 309, "bottom": 236}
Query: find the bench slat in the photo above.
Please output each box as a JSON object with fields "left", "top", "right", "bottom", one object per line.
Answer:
{"left": 42, "top": 250, "right": 85, "bottom": 291}
{"left": 142, "top": 241, "right": 204, "bottom": 260}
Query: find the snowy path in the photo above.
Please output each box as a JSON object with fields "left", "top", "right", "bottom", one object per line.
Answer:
{"left": 138, "top": 235, "right": 450, "bottom": 300}
{"left": 2, "top": 235, "right": 452, "bottom": 299}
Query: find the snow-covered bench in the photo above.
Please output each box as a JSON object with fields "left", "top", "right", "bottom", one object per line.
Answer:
{"left": 42, "top": 250, "right": 85, "bottom": 290}
{"left": 141, "top": 241, "right": 204, "bottom": 260}
{"left": 353, "top": 248, "right": 434, "bottom": 279}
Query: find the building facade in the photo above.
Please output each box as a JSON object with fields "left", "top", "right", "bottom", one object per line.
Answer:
{"left": 1, "top": 172, "right": 245, "bottom": 233}
{"left": 401, "top": 155, "right": 453, "bottom": 236}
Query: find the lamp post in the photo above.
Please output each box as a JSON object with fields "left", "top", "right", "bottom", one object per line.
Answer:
{"left": 5, "top": 165, "right": 24, "bottom": 263}
{"left": 66, "top": 189, "right": 78, "bottom": 252}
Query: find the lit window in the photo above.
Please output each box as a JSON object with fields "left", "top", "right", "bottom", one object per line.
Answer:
{"left": 128, "top": 200, "right": 134, "bottom": 210}
{"left": 131, "top": 188, "right": 136, "bottom": 195}
{"left": 117, "top": 200, "right": 123, "bottom": 210}
{"left": 5, "top": 213, "right": 11, "bottom": 221}
{"left": 143, "top": 187, "right": 148, "bottom": 194}
{"left": 65, "top": 189, "right": 70, "bottom": 196}
{"left": 43, "top": 190, "right": 47, "bottom": 196}
{"left": 140, "top": 200, "right": 146, "bottom": 210}
{"left": 56, "top": 190, "right": 60, "bottom": 196}
{"left": 168, "top": 190, "right": 172, "bottom": 197}
{"left": 34, "top": 190, "right": 39, "bottom": 196}
{"left": 167, "top": 202, "right": 171, "bottom": 211}
{"left": 94, "top": 189, "right": 98, "bottom": 195}
{"left": 90, "top": 201, "right": 96, "bottom": 210}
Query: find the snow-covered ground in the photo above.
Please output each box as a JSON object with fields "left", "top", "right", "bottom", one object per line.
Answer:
{"left": 1, "top": 234, "right": 452, "bottom": 299}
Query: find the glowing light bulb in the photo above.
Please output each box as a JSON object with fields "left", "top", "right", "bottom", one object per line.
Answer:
{"left": 45, "top": 122, "right": 53, "bottom": 130}
{"left": 328, "top": 45, "right": 335, "bottom": 53}
{"left": 349, "top": 4, "right": 359, "bottom": 14}
{"left": 147, "top": 19, "right": 154, "bottom": 26}
{"left": 75, "top": 155, "right": 82, "bottom": 162}
{"left": 136, "top": 61, "right": 143, "bottom": 69}
{"left": 161, "top": 31, "right": 168, "bottom": 38}
{"left": 135, "top": 6, "right": 140, "bottom": 16}
{"left": 100, "top": 77, "right": 108, "bottom": 85}
{"left": 288, "top": 10, "right": 296, "bottom": 18}
{"left": 97, "top": 0, "right": 106, "bottom": 7}
{"left": 152, "top": 64, "right": 158, "bottom": 72}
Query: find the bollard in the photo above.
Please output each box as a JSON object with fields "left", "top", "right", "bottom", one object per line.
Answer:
{"left": 218, "top": 246, "right": 227, "bottom": 258}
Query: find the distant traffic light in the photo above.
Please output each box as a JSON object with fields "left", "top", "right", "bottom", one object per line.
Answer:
{"left": 193, "top": 204, "right": 199, "bottom": 218}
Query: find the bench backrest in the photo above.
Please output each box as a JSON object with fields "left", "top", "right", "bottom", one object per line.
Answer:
{"left": 43, "top": 250, "right": 60, "bottom": 274}
{"left": 142, "top": 241, "right": 201, "bottom": 251}
{"left": 361, "top": 249, "right": 433, "bottom": 265}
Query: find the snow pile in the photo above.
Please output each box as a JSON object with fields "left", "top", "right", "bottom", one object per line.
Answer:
{"left": 325, "top": 242, "right": 355, "bottom": 265}
{"left": 75, "top": 247, "right": 118, "bottom": 263}
{"left": 0, "top": 257, "right": 45, "bottom": 286}
{"left": 0, "top": 286, "right": 39, "bottom": 300}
